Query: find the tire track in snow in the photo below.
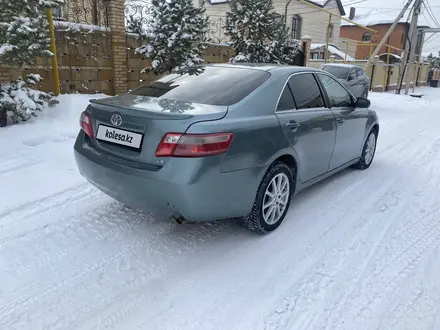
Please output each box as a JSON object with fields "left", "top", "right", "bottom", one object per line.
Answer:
{"left": 263, "top": 123, "right": 440, "bottom": 330}
{"left": 321, "top": 138, "right": 440, "bottom": 329}
{"left": 0, "top": 208, "right": 233, "bottom": 330}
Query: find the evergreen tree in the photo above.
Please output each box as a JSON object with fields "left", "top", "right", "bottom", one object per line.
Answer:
{"left": 427, "top": 52, "right": 440, "bottom": 69}
{"left": 0, "top": 0, "right": 63, "bottom": 66}
{"left": 135, "top": 0, "right": 208, "bottom": 74}
{"left": 225, "top": 0, "right": 300, "bottom": 64}
{"left": 126, "top": 15, "right": 147, "bottom": 38}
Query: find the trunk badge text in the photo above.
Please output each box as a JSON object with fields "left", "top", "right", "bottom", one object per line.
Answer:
{"left": 111, "top": 114, "right": 123, "bottom": 127}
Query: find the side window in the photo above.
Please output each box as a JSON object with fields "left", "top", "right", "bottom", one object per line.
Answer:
{"left": 355, "top": 68, "right": 363, "bottom": 77}
{"left": 277, "top": 85, "right": 296, "bottom": 111}
{"left": 349, "top": 69, "right": 357, "bottom": 80}
{"left": 318, "top": 74, "right": 353, "bottom": 108}
{"left": 288, "top": 73, "right": 325, "bottom": 109}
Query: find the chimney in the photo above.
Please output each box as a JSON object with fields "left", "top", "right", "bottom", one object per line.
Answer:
{"left": 349, "top": 7, "right": 356, "bottom": 20}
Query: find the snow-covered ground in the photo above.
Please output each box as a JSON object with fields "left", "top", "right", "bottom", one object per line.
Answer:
{"left": 1, "top": 88, "right": 440, "bottom": 329}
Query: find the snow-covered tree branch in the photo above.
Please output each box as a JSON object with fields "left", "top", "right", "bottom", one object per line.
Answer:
{"left": 225, "top": 0, "right": 301, "bottom": 65}
{"left": 0, "top": 0, "right": 64, "bottom": 66}
{"left": 134, "top": 0, "right": 209, "bottom": 74}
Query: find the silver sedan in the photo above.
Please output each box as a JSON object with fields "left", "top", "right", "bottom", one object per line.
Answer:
{"left": 74, "top": 64, "right": 379, "bottom": 233}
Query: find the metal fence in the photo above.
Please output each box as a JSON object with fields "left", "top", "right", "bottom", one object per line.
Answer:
{"left": 55, "top": 0, "right": 109, "bottom": 27}
{"left": 124, "top": 3, "right": 229, "bottom": 43}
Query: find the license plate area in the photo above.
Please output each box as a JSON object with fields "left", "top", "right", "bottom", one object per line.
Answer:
{"left": 96, "top": 125, "right": 143, "bottom": 149}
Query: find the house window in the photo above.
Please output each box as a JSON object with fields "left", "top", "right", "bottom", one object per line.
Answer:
{"left": 291, "top": 15, "right": 302, "bottom": 40}
{"left": 311, "top": 52, "right": 319, "bottom": 59}
{"left": 362, "top": 32, "right": 371, "bottom": 42}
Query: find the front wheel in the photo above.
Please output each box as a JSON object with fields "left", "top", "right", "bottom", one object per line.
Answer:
{"left": 243, "top": 162, "right": 294, "bottom": 234}
{"left": 353, "top": 129, "right": 377, "bottom": 170}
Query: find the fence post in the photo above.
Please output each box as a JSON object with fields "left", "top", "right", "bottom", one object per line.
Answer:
{"left": 106, "top": 0, "right": 128, "bottom": 95}
{"left": 47, "top": 8, "right": 60, "bottom": 96}
{"left": 301, "top": 37, "right": 311, "bottom": 66}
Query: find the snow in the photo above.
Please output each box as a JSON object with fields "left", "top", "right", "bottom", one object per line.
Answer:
{"left": 54, "top": 21, "right": 109, "bottom": 32}
{"left": 311, "top": 43, "right": 355, "bottom": 61}
{"left": 0, "top": 44, "right": 15, "bottom": 56}
{"left": 2, "top": 88, "right": 440, "bottom": 329}
{"left": 341, "top": 8, "right": 406, "bottom": 27}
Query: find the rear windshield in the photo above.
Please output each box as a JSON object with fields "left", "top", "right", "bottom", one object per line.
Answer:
{"left": 129, "top": 66, "right": 271, "bottom": 106}
{"left": 321, "top": 66, "right": 349, "bottom": 79}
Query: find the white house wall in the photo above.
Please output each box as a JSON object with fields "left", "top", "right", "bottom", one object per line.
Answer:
{"left": 201, "top": 0, "right": 342, "bottom": 46}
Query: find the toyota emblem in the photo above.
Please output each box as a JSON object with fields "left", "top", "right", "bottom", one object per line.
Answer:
{"left": 111, "top": 113, "right": 123, "bottom": 127}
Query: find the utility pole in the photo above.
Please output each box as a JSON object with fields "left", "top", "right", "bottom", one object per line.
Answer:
{"left": 397, "top": 0, "right": 422, "bottom": 94}
{"left": 404, "top": 0, "right": 422, "bottom": 94}
{"left": 368, "top": 0, "right": 413, "bottom": 65}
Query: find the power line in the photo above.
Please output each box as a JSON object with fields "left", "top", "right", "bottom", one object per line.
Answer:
{"left": 425, "top": 33, "right": 440, "bottom": 43}
{"left": 423, "top": 0, "right": 440, "bottom": 28}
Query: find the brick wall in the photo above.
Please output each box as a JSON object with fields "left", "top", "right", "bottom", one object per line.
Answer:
{"left": 340, "top": 23, "right": 408, "bottom": 59}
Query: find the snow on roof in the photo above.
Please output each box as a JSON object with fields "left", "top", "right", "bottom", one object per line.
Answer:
{"left": 311, "top": 43, "right": 355, "bottom": 61}
{"left": 341, "top": 9, "right": 405, "bottom": 27}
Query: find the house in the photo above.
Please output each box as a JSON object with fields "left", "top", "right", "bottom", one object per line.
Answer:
{"left": 201, "top": 0, "right": 346, "bottom": 47}
{"left": 310, "top": 43, "right": 355, "bottom": 60}
{"left": 340, "top": 8, "right": 427, "bottom": 60}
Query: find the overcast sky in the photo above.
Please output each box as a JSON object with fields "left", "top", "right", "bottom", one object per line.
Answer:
{"left": 342, "top": 0, "right": 440, "bottom": 56}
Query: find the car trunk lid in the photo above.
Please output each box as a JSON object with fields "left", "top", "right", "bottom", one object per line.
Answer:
{"left": 87, "top": 95, "right": 227, "bottom": 168}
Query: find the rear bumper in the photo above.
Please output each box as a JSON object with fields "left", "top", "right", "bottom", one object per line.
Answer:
{"left": 74, "top": 133, "right": 263, "bottom": 221}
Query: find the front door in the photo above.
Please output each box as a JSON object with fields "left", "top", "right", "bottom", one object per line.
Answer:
{"left": 317, "top": 73, "right": 369, "bottom": 170}
{"left": 275, "top": 73, "right": 336, "bottom": 183}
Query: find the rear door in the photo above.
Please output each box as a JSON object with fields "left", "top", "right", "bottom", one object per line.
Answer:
{"left": 317, "top": 73, "right": 368, "bottom": 169}
{"left": 275, "top": 73, "right": 336, "bottom": 183}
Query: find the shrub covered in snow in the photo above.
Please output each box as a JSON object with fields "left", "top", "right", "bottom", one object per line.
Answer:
{"left": 225, "top": 0, "right": 301, "bottom": 64}
{"left": 135, "top": 0, "right": 209, "bottom": 74}
{"left": 0, "top": 74, "right": 57, "bottom": 126}
{"left": 0, "top": 0, "right": 64, "bottom": 66}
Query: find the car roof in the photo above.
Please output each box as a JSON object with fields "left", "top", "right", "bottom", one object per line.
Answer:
{"left": 320, "top": 63, "right": 364, "bottom": 69}
{"left": 209, "top": 63, "right": 319, "bottom": 73}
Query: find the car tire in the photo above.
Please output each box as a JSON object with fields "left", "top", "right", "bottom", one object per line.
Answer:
{"left": 353, "top": 129, "right": 377, "bottom": 170}
{"left": 242, "top": 161, "right": 294, "bottom": 234}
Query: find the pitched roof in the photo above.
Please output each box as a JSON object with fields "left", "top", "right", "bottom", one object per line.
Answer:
{"left": 341, "top": 9, "right": 405, "bottom": 27}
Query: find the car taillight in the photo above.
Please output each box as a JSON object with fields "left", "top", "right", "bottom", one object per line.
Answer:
{"left": 156, "top": 132, "right": 233, "bottom": 157}
{"left": 80, "top": 111, "right": 94, "bottom": 138}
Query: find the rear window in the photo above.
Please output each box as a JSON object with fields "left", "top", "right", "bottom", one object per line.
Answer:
{"left": 129, "top": 66, "right": 271, "bottom": 106}
{"left": 321, "top": 66, "right": 349, "bottom": 79}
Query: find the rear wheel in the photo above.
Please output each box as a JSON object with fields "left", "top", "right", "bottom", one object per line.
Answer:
{"left": 243, "top": 161, "right": 294, "bottom": 234}
{"left": 353, "top": 129, "right": 377, "bottom": 170}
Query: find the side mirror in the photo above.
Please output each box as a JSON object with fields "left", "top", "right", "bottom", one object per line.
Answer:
{"left": 347, "top": 75, "right": 353, "bottom": 81}
{"left": 356, "top": 97, "right": 370, "bottom": 108}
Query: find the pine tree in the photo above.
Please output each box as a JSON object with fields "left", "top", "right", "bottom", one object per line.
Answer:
{"left": 0, "top": 0, "right": 64, "bottom": 66}
{"left": 225, "top": 0, "right": 300, "bottom": 64}
{"left": 135, "top": 0, "right": 208, "bottom": 75}
{"left": 126, "top": 15, "right": 147, "bottom": 38}
{"left": 427, "top": 52, "right": 440, "bottom": 69}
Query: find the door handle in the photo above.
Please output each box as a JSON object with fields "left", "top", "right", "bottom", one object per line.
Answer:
{"left": 336, "top": 117, "right": 344, "bottom": 124}
{"left": 286, "top": 121, "right": 300, "bottom": 129}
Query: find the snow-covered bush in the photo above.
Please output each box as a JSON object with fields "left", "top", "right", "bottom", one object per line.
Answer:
{"left": 225, "top": 0, "right": 301, "bottom": 64}
{"left": 135, "top": 0, "right": 209, "bottom": 74}
{"left": 0, "top": 74, "right": 57, "bottom": 126}
{"left": 0, "top": 0, "right": 64, "bottom": 66}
